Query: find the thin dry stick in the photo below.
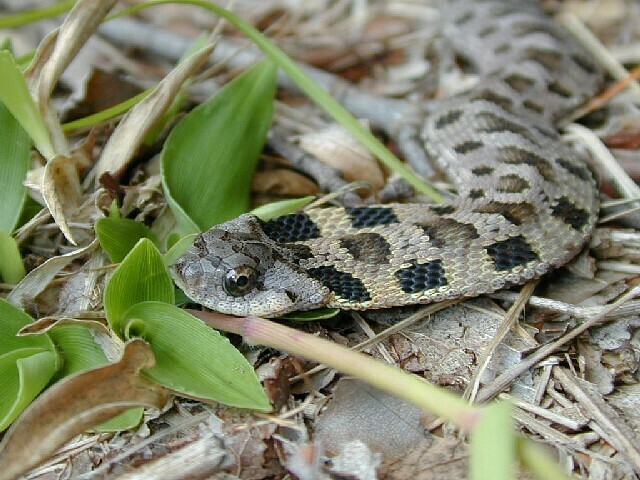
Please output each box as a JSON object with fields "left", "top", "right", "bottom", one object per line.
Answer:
{"left": 290, "top": 301, "right": 456, "bottom": 381}
{"left": 465, "top": 280, "right": 538, "bottom": 403}
{"left": 475, "top": 284, "right": 640, "bottom": 403}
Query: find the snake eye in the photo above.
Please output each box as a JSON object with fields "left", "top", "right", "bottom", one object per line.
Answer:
{"left": 222, "top": 266, "right": 258, "bottom": 297}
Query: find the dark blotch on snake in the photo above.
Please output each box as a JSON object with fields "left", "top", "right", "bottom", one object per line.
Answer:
{"left": 498, "top": 146, "right": 554, "bottom": 181}
{"left": 522, "top": 99, "right": 544, "bottom": 114}
{"left": 486, "top": 235, "right": 539, "bottom": 271}
{"left": 472, "top": 91, "right": 514, "bottom": 111}
{"left": 307, "top": 266, "right": 371, "bottom": 302}
{"left": 496, "top": 174, "right": 531, "bottom": 193}
{"left": 474, "top": 201, "right": 537, "bottom": 226}
{"left": 340, "top": 233, "right": 391, "bottom": 264}
{"left": 472, "top": 166, "right": 495, "bottom": 176}
{"left": 395, "top": 259, "right": 448, "bottom": 294}
{"left": 346, "top": 207, "right": 400, "bottom": 228}
{"left": 263, "top": 213, "right": 321, "bottom": 243}
{"left": 503, "top": 73, "right": 535, "bottom": 93}
{"left": 419, "top": 218, "right": 480, "bottom": 248}
{"left": 435, "top": 109, "right": 464, "bottom": 129}
{"left": 547, "top": 80, "right": 573, "bottom": 98}
{"left": 524, "top": 48, "right": 565, "bottom": 71}
{"left": 551, "top": 197, "right": 590, "bottom": 230}
{"left": 454, "top": 140, "right": 484, "bottom": 154}
{"left": 556, "top": 158, "right": 592, "bottom": 181}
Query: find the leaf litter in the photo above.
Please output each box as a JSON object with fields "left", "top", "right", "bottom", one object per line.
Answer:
{"left": 1, "top": 0, "right": 640, "bottom": 478}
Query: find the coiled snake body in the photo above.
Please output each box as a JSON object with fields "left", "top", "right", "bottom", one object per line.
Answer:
{"left": 171, "top": 1, "right": 604, "bottom": 317}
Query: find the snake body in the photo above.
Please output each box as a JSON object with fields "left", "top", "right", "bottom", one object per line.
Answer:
{"left": 171, "top": 1, "right": 604, "bottom": 317}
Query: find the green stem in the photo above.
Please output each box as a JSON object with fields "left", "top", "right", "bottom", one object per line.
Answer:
{"left": 62, "top": 89, "right": 153, "bottom": 132}
{"left": 0, "top": 0, "right": 76, "bottom": 28}
{"left": 191, "top": 310, "right": 481, "bottom": 430}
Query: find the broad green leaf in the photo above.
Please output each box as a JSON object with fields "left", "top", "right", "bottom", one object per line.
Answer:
{"left": 0, "top": 299, "right": 57, "bottom": 356}
{"left": 104, "top": 239, "right": 174, "bottom": 335}
{"left": 47, "top": 324, "right": 144, "bottom": 431}
{"left": 161, "top": 59, "right": 277, "bottom": 233}
{"left": 0, "top": 299, "right": 59, "bottom": 431}
{"left": 470, "top": 401, "right": 515, "bottom": 480}
{"left": 0, "top": 232, "right": 25, "bottom": 284}
{"left": 0, "top": 51, "right": 54, "bottom": 160}
{"left": 47, "top": 324, "right": 109, "bottom": 380}
{"left": 123, "top": 301, "right": 271, "bottom": 411}
{"left": 0, "top": 103, "right": 30, "bottom": 234}
{"left": 0, "top": 350, "right": 58, "bottom": 431}
{"left": 251, "top": 196, "right": 315, "bottom": 221}
{"left": 95, "top": 217, "right": 156, "bottom": 263}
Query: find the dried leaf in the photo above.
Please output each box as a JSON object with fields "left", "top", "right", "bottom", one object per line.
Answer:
{"left": 0, "top": 339, "right": 167, "bottom": 480}
{"left": 32, "top": 0, "right": 120, "bottom": 154}
{"left": 7, "top": 239, "right": 97, "bottom": 309}
{"left": 94, "top": 43, "right": 215, "bottom": 182}
{"left": 41, "top": 154, "right": 83, "bottom": 245}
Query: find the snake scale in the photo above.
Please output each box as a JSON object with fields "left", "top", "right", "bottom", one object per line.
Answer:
{"left": 171, "top": 0, "right": 605, "bottom": 317}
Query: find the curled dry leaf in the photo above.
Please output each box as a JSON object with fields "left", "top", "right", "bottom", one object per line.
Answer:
{"left": 0, "top": 339, "right": 168, "bottom": 480}
{"left": 297, "top": 123, "right": 385, "bottom": 189}
{"left": 18, "top": 315, "right": 110, "bottom": 336}
{"left": 31, "top": 0, "right": 120, "bottom": 154}
{"left": 92, "top": 43, "right": 215, "bottom": 183}
{"left": 42, "top": 154, "right": 83, "bottom": 245}
{"left": 7, "top": 239, "right": 98, "bottom": 309}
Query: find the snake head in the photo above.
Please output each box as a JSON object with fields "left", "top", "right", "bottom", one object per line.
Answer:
{"left": 169, "top": 214, "right": 329, "bottom": 317}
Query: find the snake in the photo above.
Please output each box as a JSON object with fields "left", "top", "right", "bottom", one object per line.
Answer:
{"left": 170, "top": 0, "right": 605, "bottom": 317}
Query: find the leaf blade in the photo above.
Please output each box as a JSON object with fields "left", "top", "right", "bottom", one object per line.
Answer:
{"left": 161, "top": 59, "right": 277, "bottom": 232}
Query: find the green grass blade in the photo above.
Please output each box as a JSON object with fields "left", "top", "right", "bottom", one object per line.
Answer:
{"left": 0, "top": 299, "right": 59, "bottom": 432}
{"left": 470, "top": 400, "right": 515, "bottom": 480}
{"left": 0, "top": 103, "right": 31, "bottom": 234}
{"left": 0, "top": 1, "right": 76, "bottom": 28}
{"left": 110, "top": 0, "right": 442, "bottom": 202}
{"left": 0, "top": 51, "right": 54, "bottom": 160}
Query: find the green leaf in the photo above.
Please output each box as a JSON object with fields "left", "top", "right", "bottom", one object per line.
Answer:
{"left": 95, "top": 217, "right": 157, "bottom": 263}
{"left": 122, "top": 301, "right": 271, "bottom": 411}
{"left": 104, "top": 239, "right": 174, "bottom": 335}
{"left": 47, "top": 324, "right": 109, "bottom": 380}
{"left": 0, "top": 299, "right": 59, "bottom": 431}
{"left": 0, "top": 232, "right": 25, "bottom": 284}
{"left": 163, "top": 233, "right": 196, "bottom": 268}
{"left": 0, "top": 350, "right": 58, "bottom": 431}
{"left": 161, "top": 59, "right": 277, "bottom": 233}
{"left": 93, "top": 407, "right": 144, "bottom": 432}
{"left": 46, "top": 324, "right": 145, "bottom": 431}
{"left": 280, "top": 308, "right": 340, "bottom": 321}
{"left": 251, "top": 196, "right": 315, "bottom": 221}
{"left": 470, "top": 401, "right": 515, "bottom": 480}
{"left": 0, "top": 51, "right": 54, "bottom": 160}
{"left": 0, "top": 102, "right": 31, "bottom": 234}
{"left": 0, "top": 299, "right": 57, "bottom": 356}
